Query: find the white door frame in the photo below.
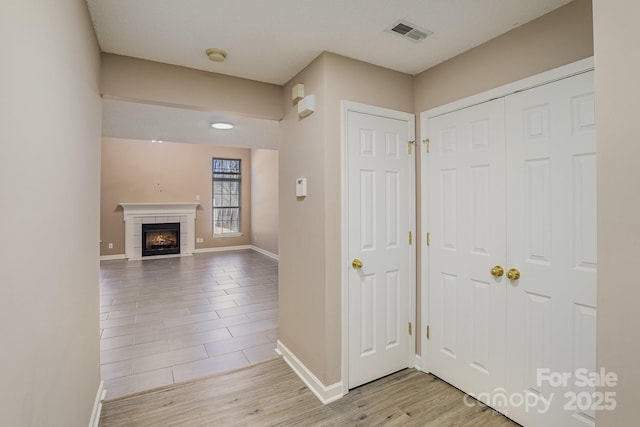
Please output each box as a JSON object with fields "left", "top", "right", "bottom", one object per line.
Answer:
{"left": 419, "top": 57, "right": 594, "bottom": 372}
{"left": 341, "top": 101, "right": 416, "bottom": 395}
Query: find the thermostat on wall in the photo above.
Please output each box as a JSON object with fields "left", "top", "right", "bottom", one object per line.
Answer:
{"left": 296, "top": 178, "right": 307, "bottom": 197}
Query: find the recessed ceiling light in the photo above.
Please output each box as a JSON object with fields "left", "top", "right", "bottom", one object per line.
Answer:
{"left": 211, "top": 122, "right": 234, "bottom": 130}
{"left": 152, "top": 138, "right": 163, "bottom": 143}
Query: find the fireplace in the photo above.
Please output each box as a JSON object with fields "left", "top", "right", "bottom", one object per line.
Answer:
{"left": 119, "top": 202, "right": 198, "bottom": 260}
{"left": 142, "top": 223, "right": 181, "bottom": 257}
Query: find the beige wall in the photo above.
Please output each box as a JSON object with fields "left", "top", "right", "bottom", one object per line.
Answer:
{"left": 414, "top": 0, "right": 594, "bottom": 112}
{"left": 0, "top": 0, "right": 102, "bottom": 425}
{"left": 101, "top": 53, "right": 284, "bottom": 120}
{"left": 593, "top": 1, "right": 640, "bottom": 424}
{"left": 279, "top": 54, "right": 329, "bottom": 379}
{"left": 279, "top": 52, "right": 413, "bottom": 385}
{"left": 101, "top": 138, "right": 252, "bottom": 255}
{"left": 251, "top": 149, "right": 279, "bottom": 255}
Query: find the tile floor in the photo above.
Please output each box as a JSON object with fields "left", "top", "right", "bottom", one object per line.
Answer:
{"left": 99, "top": 249, "right": 279, "bottom": 399}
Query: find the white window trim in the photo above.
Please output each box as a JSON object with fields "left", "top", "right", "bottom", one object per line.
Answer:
{"left": 211, "top": 232, "right": 244, "bottom": 238}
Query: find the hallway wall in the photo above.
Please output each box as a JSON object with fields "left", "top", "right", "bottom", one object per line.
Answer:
{"left": 0, "top": 0, "right": 102, "bottom": 425}
{"left": 593, "top": 0, "right": 640, "bottom": 424}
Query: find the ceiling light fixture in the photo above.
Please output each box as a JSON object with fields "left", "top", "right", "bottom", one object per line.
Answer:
{"left": 152, "top": 138, "right": 163, "bottom": 143}
{"left": 206, "top": 48, "right": 227, "bottom": 62}
{"left": 211, "top": 122, "right": 234, "bottom": 130}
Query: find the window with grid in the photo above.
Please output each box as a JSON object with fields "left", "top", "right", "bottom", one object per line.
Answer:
{"left": 212, "top": 158, "right": 241, "bottom": 235}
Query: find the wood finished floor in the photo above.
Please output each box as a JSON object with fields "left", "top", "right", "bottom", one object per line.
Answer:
{"left": 100, "top": 250, "right": 279, "bottom": 399}
{"left": 100, "top": 358, "right": 519, "bottom": 427}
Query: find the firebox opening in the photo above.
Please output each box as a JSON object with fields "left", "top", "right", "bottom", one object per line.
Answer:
{"left": 142, "top": 223, "right": 180, "bottom": 257}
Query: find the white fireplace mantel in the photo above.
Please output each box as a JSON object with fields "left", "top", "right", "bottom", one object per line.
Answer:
{"left": 119, "top": 202, "right": 200, "bottom": 260}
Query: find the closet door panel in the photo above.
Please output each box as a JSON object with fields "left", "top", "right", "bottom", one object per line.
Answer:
{"left": 426, "top": 98, "right": 507, "bottom": 403}
{"left": 505, "top": 71, "right": 596, "bottom": 427}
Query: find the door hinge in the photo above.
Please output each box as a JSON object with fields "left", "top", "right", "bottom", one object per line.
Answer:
{"left": 408, "top": 322, "right": 412, "bottom": 335}
{"left": 408, "top": 140, "right": 415, "bottom": 154}
{"left": 426, "top": 232, "right": 430, "bottom": 246}
{"left": 426, "top": 325, "right": 430, "bottom": 340}
{"left": 423, "top": 138, "right": 430, "bottom": 153}
{"left": 409, "top": 231, "right": 412, "bottom": 245}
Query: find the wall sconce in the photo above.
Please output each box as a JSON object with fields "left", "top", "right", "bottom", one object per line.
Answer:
{"left": 298, "top": 94, "right": 316, "bottom": 118}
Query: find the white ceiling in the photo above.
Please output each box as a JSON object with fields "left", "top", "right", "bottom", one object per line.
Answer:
{"left": 87, "top": 0, "right": 573, "bottom": 147}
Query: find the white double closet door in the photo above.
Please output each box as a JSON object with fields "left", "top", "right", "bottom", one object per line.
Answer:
{"left": 426, "top": 71, "right": 596, "bottom": 427}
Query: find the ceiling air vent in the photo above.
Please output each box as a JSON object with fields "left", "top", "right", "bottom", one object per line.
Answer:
{"left": 386, "top": 19, "right": 433, "bottom": 42}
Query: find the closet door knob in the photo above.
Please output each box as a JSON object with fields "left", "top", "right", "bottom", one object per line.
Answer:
{"left": 506, "top": 268, "right": 521, "bottom": 280}
{"left": 490, "top": 266, "right": 504, "bottom": 277}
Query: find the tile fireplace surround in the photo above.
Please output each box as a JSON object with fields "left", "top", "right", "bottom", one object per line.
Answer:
{"left": 119, "top": 202, "right": 199, "bottom": 260}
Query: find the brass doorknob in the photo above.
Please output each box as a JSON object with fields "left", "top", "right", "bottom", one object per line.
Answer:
{"left": 490, "top": 266, "right": 504, "bottom": 277}
{"left": 506, "top": 268, "right": 521, "bottom": 280}
{"left": 352, "top": 259, "right": 363, "bottom": 269}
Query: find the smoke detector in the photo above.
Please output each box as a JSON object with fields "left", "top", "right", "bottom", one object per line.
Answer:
{"left": 386, "top": 19, "right": 433, "bottom": 42}
{"left": 206, "top": 48, "right": 227, "bottom": 62}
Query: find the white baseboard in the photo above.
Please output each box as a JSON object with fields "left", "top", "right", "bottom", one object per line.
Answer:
{"left": 104, "top": 246, "right": 279, "bottom": 260}
{"left": 251, "top": 245, "right": 279, "bottom": 261}
{"left": 414, "top": 354, "right": 423, "bottom": 372}
{"left": 195, "top": 245, "right": 279, "bottom": 261}
{"left": 194, "top": 245, "right": 252, "bottom": 253}
{"left": 100, "top": 254, "right": 126, "bottom": 261}
{"left": 276, "top": 340, "right": 343, "bottom": 405}
{"left": 88, "top": 380, "right": 106, "bottom": 427}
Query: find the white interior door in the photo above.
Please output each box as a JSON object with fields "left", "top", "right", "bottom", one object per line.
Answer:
{"left": 504, "top": 71, "right": 597, "bottom": 427}
{"left": 425, "top": 98, "right": 508, "bottom": 403}
{"left": 346, "top": 108, "right": 414, "bottom": 389}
